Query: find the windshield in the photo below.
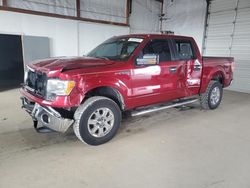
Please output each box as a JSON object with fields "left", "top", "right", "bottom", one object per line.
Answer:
{"left": 87, "top": 37, "right": 143, "bottom": 61}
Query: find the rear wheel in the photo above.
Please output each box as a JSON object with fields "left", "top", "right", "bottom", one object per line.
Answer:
{"left": 200, "top": 80, "right": 223, "bottom": 110}
{"left": 73, "top": 96, "right": 121, "bottom": 145}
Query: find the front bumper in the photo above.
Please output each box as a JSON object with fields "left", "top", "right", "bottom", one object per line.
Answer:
{"left": 21, "top": 97, "right": 74, "bottom": 133}
{"left": 229, "top": 79, "right": 233, "bottom": 86}
{"left": 20, "top": 87, "right": 83, "bottom": 108}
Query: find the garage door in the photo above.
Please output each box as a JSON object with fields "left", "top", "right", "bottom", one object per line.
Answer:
{"left": 203, "top": 0, "right": 250, "bottom": 93}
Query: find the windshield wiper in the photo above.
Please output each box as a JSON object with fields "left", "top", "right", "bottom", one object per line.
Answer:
{"left": 95, "top": 56, "right": 110, "bottom": 60}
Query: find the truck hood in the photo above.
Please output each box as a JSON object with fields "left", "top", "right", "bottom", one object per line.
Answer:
{"left": 29, "top": 56, "right": 115, "bottom": 74}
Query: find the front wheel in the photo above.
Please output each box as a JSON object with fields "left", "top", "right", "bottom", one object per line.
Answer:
{"left": 200, "top": 80, "right": 223, "bottom": 110}
{"left": 73, "top": 96, "right": 121, "bottom": 145}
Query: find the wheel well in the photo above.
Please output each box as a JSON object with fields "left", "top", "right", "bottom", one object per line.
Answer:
{"left": 84, "top": 87, "right": 125, "bottom": 110}
{"left": 212, "top": 73, "right": 224, "bottom": 86}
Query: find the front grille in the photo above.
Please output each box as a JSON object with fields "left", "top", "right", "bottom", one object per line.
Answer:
{"left": 26, "top": 69, "right": 47, "bottom": 98}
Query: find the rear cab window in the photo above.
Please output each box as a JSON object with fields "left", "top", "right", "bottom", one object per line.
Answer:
{"left": 173, "top": 39, "right": 196, "bottom": 60}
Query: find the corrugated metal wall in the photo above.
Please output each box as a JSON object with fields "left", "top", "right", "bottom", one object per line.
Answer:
{"left": 204, "top": 0, "right": 250, "bottom": 93}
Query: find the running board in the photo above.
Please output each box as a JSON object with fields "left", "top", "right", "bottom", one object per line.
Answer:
{"left": 131, "top": 98, "right": 198, "bottom": 117}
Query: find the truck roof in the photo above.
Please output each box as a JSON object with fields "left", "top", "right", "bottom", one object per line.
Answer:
{"left": 116, "top": 34, "right": 194, "bottom": 40}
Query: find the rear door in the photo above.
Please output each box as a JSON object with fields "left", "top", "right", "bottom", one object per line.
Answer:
{"left": 172, "top": 39, "right": 202, "bottom": 96}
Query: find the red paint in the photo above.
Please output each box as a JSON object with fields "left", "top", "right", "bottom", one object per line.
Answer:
{"left": 21, "top": 34, "right": 234, "bottom": 110}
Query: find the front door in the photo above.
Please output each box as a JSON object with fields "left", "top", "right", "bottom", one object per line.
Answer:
{"left": 131, "top": 38, "right": 186, "bottom": 107}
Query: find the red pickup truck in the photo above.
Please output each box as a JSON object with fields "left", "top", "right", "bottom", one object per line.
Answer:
{"left": 21, "top": 34, "right": 234, "bottom": 145}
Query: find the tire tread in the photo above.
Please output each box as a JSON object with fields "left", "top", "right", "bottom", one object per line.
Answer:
{"left": 73, "top": 96, "right": 120, "bottom": 145}
{"left": 200, "top": 80, "right": 222, "bottom": 110}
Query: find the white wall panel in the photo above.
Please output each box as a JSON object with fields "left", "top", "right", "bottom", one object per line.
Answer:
{"left": 204, "top": 0, "right": 250, "bottom": 93}
{"left": 162, "top": 0, "right": 207, "bottom": 50}
{"left": 238, "top": 0, "right": 250, "bottom": 8}
{"left": 208, "top": 10, "right": 236, "bottom": 25}
{"left": 7, "top": 0, "right": 77, "bottom": 16}
{"left": 206, "top": 24, "right": 234, "bottom": 39}
{"left": 235, "top": 7, "right": 250, "bottom": 23}
{"left": 5, "top": 0, "right": 127, "bottom": 24}
{"left": 129, "top": 0, "right": 161, "bottom": 34}
{"left": 210, "top": 0, "right": 237, "bottom": 13}
{"left": 203, "top": 2, "right": 236, "bottom": 57}
{"left": 0, "top": 11, "right": 129, "bottom": 58}
{"left": 205, "top": 36, "right": 232, "bottom": 49}
{"left": 0, "top": 11, "right": 78, "bottom": 57}
{"left": 80, "top": 0, "right": 126, "bottom": 24}
{"left": 230, "top": 5, "right": 250, "bottom": 93}
{"left": 22, "top": 36, "right": 50, "bottom": 65}
{"left": 78, "top": 22, "right": 129, "bottom": 55}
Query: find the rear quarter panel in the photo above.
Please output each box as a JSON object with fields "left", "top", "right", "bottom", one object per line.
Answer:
{"left": 200, "top": 57, "right": 234, "bottom": 93}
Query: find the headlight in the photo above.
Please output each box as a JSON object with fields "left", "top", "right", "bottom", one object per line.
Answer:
{"left": 46, "top": 79, "right": 75, "bottom": 99}
{"left": 24, "top": 66, "right": 34, "bottom": 84}
{"left": 24, "top": 70, "right": 28, "bottom": 83}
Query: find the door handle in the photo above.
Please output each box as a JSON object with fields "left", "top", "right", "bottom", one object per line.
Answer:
{"left": 194, "top": 64, "right": 202, "bottom": 71}
{"left": 169, "top": 67, "right": 177, "bottom": 73}
{"left": 194, "top": 60, "right": 202, "bottom": 71}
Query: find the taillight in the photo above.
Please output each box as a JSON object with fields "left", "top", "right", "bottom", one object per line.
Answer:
{"left": 231, "top": 61, "right": 236, "bottom": 72}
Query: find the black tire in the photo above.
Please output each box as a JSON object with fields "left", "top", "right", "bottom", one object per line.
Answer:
{"left": 200, "top": 80, "right": 223, "bottom": 110}
{"left": 73, "top": 96, "right": 121, "bottom": 145}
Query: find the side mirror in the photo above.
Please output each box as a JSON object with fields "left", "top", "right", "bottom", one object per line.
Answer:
{"left": 136, "top": 54, "right": 159, "bottom": 66}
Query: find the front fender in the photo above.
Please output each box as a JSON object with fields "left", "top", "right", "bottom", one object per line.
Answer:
{"left": 82, "top": 75, "right": 130, "bottom": 106}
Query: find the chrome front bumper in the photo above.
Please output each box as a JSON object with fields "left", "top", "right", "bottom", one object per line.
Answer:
{"left": 21, "top": 97, "right": 74, "bottom": 133}
{"left": 229, "top": 79, "right": 233, "bottom": 86}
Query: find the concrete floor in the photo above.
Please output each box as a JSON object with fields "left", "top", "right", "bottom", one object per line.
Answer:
{"left": 0, "top": 89, "right": 250, "bottom": 188}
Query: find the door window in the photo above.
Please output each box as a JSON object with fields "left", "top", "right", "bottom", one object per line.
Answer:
{"left": 142, "top": 39, "right": 172, "bottom": 62}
